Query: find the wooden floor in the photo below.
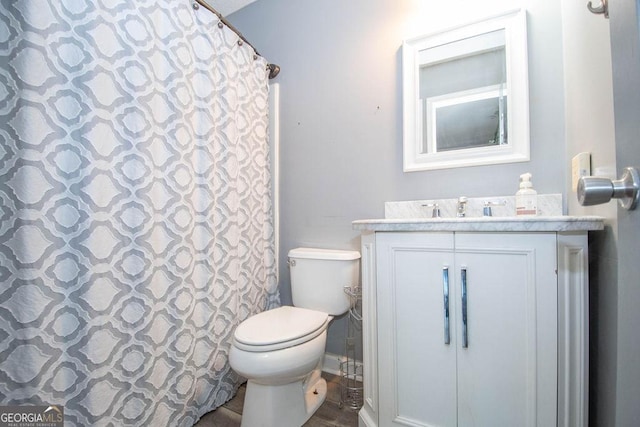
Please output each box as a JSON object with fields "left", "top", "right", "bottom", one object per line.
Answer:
{"left": 194, "top": 373, "right": 359, "bottom": 427}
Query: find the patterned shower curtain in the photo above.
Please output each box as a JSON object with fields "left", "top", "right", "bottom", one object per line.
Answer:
{"left": 0, "top": 1, "right": 279, "bottom": 425}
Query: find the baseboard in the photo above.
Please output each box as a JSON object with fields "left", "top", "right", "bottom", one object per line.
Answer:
{"left": 322, "top": 352, "right": 363, "bottom": 377}
{"left": 359, "top": 410, "right": 376, "bottom": 427}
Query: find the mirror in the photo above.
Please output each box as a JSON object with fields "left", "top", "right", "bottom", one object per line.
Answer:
{"left": 403, "top": 10, "right": 529, "bottom": 171}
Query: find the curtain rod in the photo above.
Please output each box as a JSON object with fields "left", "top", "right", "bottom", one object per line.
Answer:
{"left": 192, "top": 0, "right": 281, "bottom": 79}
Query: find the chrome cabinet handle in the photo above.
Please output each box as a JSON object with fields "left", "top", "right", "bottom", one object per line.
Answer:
{"left": 461, "top": 268, "right": 468, "bottom": 348}
{"left": 443, "top": 267, "right": 450, "bottom": 345}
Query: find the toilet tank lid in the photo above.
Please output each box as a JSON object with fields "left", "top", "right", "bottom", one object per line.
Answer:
{"left": 288, "top": 247, "right": 360, "bottom": 260}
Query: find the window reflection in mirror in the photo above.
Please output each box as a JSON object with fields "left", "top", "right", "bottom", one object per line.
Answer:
{"left": 431, "top": 92, "right": 508, "bottom": 152}
{"left": 419, "top": 33, "right": 507, "bottom": 153}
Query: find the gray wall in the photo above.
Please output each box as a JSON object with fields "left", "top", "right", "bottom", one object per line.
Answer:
{"left": 229, "top": 0, "right": 567, "bottom": 356}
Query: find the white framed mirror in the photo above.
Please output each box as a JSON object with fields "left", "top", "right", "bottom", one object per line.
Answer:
{"left": 402, "top": 10, "right": 529, "bottom": 172}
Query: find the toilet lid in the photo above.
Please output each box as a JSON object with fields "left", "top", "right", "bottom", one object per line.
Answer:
{"left": 234, "top": 306, "right": 329, "bottom": 348}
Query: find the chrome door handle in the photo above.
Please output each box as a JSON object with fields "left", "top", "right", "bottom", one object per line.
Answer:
{"left": 443, "top": 267, "right": 450, "bottom": 345}
{"left": 577, "top": 166, "right": 639, "bottom": 210}
{"left": 461, "top": 268, "right": 468, "bottom": 348}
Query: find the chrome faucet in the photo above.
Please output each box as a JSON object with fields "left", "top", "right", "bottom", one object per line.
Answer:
{"left": 422, "top": 203, "right": 441, "bottom": 218}
{"left": 457, "top": 197, "right": 467, "bottom": 217}
{"left": 483, "top": 199, "right": 507, "bottom": 217}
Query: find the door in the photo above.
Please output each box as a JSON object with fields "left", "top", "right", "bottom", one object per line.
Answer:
{"left": 454, "top": 232, "right": 558, "bottom": 427}
{"left": 608, "top": 1, "right": 640, "bottom": 423}
{"left": 376, "top": 232, "right": 457, "bottom": 427}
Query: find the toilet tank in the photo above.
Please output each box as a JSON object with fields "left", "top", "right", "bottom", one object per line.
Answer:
{"left": 288, "top": 247, "right": 360, "bottom": 316}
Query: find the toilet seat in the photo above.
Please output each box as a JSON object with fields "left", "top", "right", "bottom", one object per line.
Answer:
{"left": 233, "top": 306, "right": 330, "bottom": 352}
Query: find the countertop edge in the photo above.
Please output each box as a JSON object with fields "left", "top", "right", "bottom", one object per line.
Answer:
{"left": 352, "top": 216, "right": 605, "bottom": 232}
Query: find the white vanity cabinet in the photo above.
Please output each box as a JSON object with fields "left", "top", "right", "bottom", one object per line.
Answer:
{"left": 355, "top": 219, "right": 603, "bottom": 427}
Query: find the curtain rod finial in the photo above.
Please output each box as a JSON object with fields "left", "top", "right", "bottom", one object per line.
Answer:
{"left": 268, "top": 64, "right": 280, "bottom": 79}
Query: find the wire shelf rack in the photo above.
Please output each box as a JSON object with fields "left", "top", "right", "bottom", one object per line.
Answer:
{"left": 340, "top": 285, "right": 363, "bottom": 411}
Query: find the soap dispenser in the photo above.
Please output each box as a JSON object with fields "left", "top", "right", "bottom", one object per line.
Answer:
{"left": 515, "top": 173, "right": 538, "bottom": 216}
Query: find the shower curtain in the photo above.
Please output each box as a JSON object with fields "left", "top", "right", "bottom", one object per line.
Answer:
{"left": 0, "top": 1, "right": 279, "bottom": 425}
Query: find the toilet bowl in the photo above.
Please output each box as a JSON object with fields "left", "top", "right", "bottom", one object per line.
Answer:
{"left": 228, "top": 247, "right": 361, "bottom": 427}
{"left": 229, "top": 306, "right": 331, "bottom": 426}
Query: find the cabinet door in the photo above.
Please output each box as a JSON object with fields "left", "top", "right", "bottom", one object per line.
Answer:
{"left": 454, "top": 232, "right": 557, "bottom": 427}
{"left": 376, "top": 232, "right": 456, "bottom": 427}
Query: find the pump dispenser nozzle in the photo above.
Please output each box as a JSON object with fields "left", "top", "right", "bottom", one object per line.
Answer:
{"left": 519, "top": 173, "right": 533, "bottom": 188}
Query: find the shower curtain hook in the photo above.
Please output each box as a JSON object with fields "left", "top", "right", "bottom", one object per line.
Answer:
{"left": 192, "top": 1, "right": 200, "bottom": 10}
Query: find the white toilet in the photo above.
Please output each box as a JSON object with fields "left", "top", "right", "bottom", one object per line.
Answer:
{"left": 229, "top": 247, "right": 360, "bottom": 427}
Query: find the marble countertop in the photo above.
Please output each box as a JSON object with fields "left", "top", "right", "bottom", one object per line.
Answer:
{"left": 352, "top": 216, "right": 605, "bottom": 232}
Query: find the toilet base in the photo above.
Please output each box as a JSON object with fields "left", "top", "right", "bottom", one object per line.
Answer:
{"left": 240, "top": 370, "right": 327, "bottom": 427}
